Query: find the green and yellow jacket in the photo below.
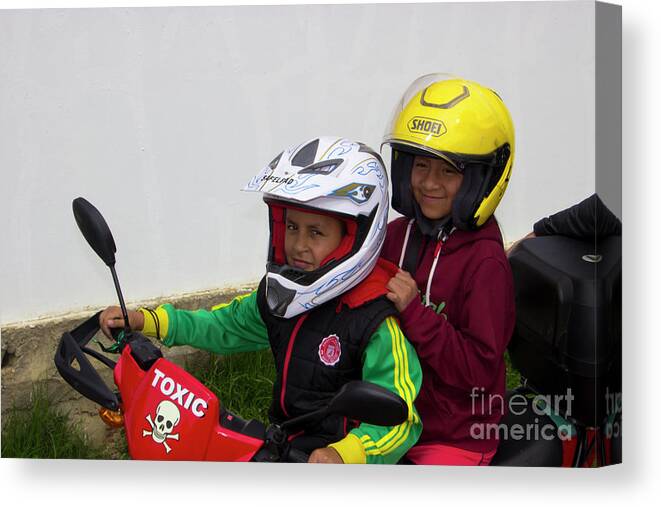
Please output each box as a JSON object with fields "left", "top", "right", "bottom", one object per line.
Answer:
{"left": 140, "top": 261, "right": 422, "bottom": 464}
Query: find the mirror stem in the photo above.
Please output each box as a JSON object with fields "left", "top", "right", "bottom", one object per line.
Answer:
{"left": 279, "top": 408, "right": 325, "bottom": 432}
{"left": 109, "top": 265, "right": 132, "bottom": 336}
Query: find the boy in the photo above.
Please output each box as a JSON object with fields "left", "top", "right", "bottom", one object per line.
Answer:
{"left": 100, "top": 137, "right": 422, "bottom": 464}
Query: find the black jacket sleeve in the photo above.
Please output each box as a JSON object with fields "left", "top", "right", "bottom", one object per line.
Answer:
{"left": 533, "top": 193, "right": 621, "bottom": 239}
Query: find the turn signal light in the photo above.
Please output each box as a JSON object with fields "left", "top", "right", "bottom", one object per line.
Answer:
{"left": 99, "top": 407, "right": 124, "bottom": 428}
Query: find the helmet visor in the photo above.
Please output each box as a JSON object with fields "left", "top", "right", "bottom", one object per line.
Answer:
{"left": 382, "top": 72, "right": 462, "bottom": 160}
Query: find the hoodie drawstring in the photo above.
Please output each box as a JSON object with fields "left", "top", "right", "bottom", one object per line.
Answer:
{"left": 399, "top": 219, "right": 452, "bottom": 308}
{"left": 398, "top": 218, "right": 416, "bottom": 268}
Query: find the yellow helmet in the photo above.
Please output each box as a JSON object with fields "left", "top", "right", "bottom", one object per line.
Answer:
{"left": 382, "top": 74, "right": 515, "bottom": 234}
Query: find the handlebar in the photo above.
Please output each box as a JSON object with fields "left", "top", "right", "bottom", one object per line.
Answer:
{"left": 54, "top": 312, "right": 165, "bottom": 410}
{"left": 54, "top": 313, "right": 121, "bottom": 410}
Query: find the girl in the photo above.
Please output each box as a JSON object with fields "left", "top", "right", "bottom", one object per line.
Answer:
{"left": 381, "top": 75, "right": 516, "bottom": 466}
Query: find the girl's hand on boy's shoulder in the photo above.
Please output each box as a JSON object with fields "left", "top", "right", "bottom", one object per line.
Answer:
{"left": 308, "top": 447, "right": 344, "bottom": 464}
{"left": 386, "top": 269, "right": 420, "bottom": 312}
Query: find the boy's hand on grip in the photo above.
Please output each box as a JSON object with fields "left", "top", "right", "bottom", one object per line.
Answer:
{"left": 98, "top": 306, "right": 145, "bottom": 338}
{"left": 308, "top": 447, "right": 344, "bottom": 464}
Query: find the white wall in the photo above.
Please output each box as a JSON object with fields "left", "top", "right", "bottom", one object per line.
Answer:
{"left": 0, "top": 2, "right": 597, "bottom": 325}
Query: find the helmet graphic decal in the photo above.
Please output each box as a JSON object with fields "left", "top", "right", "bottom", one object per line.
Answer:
{"left": 331, "top": 183, "right": 375, "bottom": 204}
{"left": 323, "top": 139, "right": 355, "bottom": 160}
{"left": 268, "top": 151, "right": 284, "bottom": 170}
{"left": 279, "top": 174, "right": 320, "bottom": 196}
{"left": 351, "top": 160, "right": 387, "bottom": 186}
{"left": 420, "top": 84, "right": 470, "bottom": 109}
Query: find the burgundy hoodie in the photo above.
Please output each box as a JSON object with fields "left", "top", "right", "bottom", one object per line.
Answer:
{"left": 381, "top": 216, "right": 515, "bottom": 453}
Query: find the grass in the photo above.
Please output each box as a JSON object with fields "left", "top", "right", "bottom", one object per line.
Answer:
{"left": 505, "top": 350, "right": 521, "bottom": 390}
{"left": 1, "top": 386, "right": 107, "bottom": 459}
{"left": 189, "top": 349, "right": 276, "bottom": 422}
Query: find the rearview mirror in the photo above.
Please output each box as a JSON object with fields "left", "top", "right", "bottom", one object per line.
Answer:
{"left": 72, "top": 197, "right": 117, "bottom": 267}
{"left": 327, "top": 381, "right": 409, "bottom": 427}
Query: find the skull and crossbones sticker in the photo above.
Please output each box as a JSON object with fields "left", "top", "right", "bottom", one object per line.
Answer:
{"left": 143, "top": 400, "right": 181, "bottom": 454}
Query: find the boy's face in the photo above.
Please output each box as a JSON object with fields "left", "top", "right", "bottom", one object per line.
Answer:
{"left": 284, "top": 208, "right": 344, "bottom": 271}
{"left": 411, "top": 155, "right": 464, "bottom": 220}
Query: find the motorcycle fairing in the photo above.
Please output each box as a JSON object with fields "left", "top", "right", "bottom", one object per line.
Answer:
{"left": 115, "top": 345, "right": 265, "bottom": 461}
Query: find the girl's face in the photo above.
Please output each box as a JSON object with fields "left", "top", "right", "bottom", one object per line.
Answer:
{"left": 411, "top": 155, "right": 464, "bottom": 220}
{"left": 284, "top": 208, "right": 344, "bottom": 271}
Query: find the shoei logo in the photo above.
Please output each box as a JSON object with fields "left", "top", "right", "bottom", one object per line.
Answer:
{"left": 407, "top": 117, "right": 447, "bottom": 137}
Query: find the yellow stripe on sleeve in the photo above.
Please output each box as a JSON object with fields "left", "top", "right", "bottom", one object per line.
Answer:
{"left": 394, "top": 318, "right": 419, "bottom": 419}
{"left": 373, "top": 318, "right": 419, "bottom": 455}
{"left": 388, "top": 317, "right": 419, "bottom": 423}
{"left": 373, "top": 319, "right": 411, "bottom": 452}
{"left": 211, "top": 291, "right": 253, "bottom": 311}
{"left": 356, "top": 317, "right": 418, "bottom": 458}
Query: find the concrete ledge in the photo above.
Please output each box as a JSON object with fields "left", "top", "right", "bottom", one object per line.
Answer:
{"left": 1, "top": 284, "right": 257, "bottom": 450}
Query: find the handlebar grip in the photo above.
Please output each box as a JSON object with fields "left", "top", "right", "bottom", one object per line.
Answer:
{"left": 287, "top": 448, "right": 309, "bottom": 464}
{"left": 110, "top": 326, "right": 123, "bottom": 340}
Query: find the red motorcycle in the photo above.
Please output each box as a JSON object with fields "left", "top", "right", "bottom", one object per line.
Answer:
{"left": 54, "top": 198, "right": 408, "bottom": 462}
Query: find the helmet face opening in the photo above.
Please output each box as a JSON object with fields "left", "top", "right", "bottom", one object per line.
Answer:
{"left": 265, "top": 199, "right": 364, "bottom": 285}
{"left": 390, "top": 143, "right": 510, "bottom": 235}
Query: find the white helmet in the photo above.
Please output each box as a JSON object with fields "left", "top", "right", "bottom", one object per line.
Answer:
{"left": 243, "top": 136, "right": 389, "bottom": 319}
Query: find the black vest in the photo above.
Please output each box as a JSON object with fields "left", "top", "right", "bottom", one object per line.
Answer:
{"left": 255, "top": 277, "right": 397, "bottom": 449}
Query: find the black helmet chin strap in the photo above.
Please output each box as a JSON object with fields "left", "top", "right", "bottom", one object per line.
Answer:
{"left": 399, "top": 211, "right": 453, "bottom": 276}
{"left": 413, "top": 202, "right": 454, "bottom": 240}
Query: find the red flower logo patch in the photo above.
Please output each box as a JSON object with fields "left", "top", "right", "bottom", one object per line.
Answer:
{"left": 318, "top": 334, "right": 342, "bottom": 366}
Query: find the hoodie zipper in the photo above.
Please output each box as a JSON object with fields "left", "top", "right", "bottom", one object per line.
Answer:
{"left": 280, "top": 313, "right": 308, "bottom": 418}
